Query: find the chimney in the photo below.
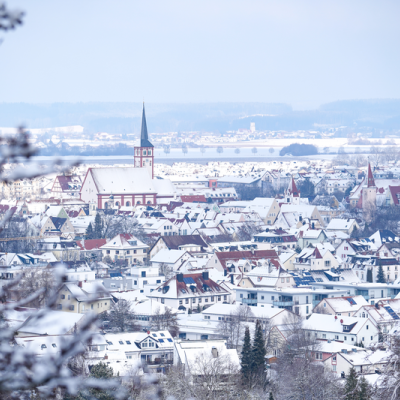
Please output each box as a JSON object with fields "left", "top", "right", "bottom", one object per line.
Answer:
{"left": 230, "top": 275, "right": 234, "bottom": 284}
{"left": 177, "top": 273, "right": 184, "bottom": 282}
{"left": 202, "top": 271, "right": 209, "bottom": 280}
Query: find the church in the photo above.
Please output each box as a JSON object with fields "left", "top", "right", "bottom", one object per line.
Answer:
{"left": 80, "top": 105, "right": 176, "bottom": 209}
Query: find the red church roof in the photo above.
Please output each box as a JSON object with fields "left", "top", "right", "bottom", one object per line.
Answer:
{"left": 367, "top": 163, "right": 376, "bottom": 187}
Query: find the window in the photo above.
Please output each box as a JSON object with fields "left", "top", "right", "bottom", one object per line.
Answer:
{"left": 60, "top": 294, "right": 65, "bottom": 299}
{"left": 199, "top": 298, "right": 202, "bottom": 303}
{"left": 315, "top": 352, "right": 322, "bottom": 360}
{"left": 41, "top": 345, "right": 47, "bottom": 350}
{"left": 167, "top": 339, "right": 173, "bottom": 343}
{"left": 161, "top": 299, "right": 164, "bottom": 304}
{"left": 366, "top": 325, "right": 369, "bottom": 330}
{"left": 335, "top": 335, "right": 339, "bottom": 340}
{"left": 240, "top": 294, "right": 243, "bottom": 298}
{"left": 119, "top": 341, "right": 124, "bottom": 345}
{"left": 157, "top": 280, "right": 161, "bottom": 284}
{"left": 332, "top": 365, "right": 336, "bottom": 372}
{"left": 281, "top": 278, "right": 284, "bottom": 283}
{"left": 204, "top": 316, "right": 210, "bottom": 320}
{"left": 185, "top": 299, "right": 189, "bottom": 304}
{"left": 159, "top": 339, "right": 164, "bottom": 343}
{"left": 224, "top": 295, "right": 227, "bottom": 300}
{"left": 68, "top": 295, "right": 70, "bottom": 300}
{"left": 52, "top": 344, "right": 57, "bottom": 348}
{"left": 322, "top": 334, "right": 326, "bottom": 339}
{"left": 57, "top": 304, "right": 62, "bottom": 310}
{"left": 261, "top": 296, "right": 264, "bottom": 300}
{"left": 126, "top": 341, "right": 131, "bottom": 345}
{"left": 69, "top": 305, "right": 74, "bottom": 311}
{"left": 107, "top": 250, "right": 110, "bottom": 254}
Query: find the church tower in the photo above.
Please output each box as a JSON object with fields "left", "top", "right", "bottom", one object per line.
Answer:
{"left": 134, "top": 103, "right": 154, "bottom": 179}
{"left": 362, "top": 162, "right": 376, "bottom": 222}
{"left": 285, "top": 176, "right": 300, "bottom": 205}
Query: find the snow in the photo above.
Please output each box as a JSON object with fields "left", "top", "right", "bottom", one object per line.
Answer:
{"left": 18, "top": 310, "right": 86, "bottom": 335}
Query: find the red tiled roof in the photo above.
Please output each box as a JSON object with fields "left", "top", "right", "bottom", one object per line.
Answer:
{"left": 76, "top": 239, "right": 107, "bottom": 250}
{"left": 181, "top": 195, "right": 207, "bottom": 203}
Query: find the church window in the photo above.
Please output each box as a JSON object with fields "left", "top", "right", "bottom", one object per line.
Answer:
{"left": 143, "top": 150, "right": 147, "bottom": 156}
{"left": 147, "top": 201, "right": 151, "bottom": 204}
{"left": 115, "top": 201, "right": 119, "bottom": 206}
{"left": 148, "top": 150, "right": 151, "bottom": 155}
{"left": 126, "top": 201, "right": 131, "bottom": 207}
{"left": 137, "top": 201, "right": 141, "bottom": 205}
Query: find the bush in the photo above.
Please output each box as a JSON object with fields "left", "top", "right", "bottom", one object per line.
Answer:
{"left": 280, "top": 143, "right": 318, "bottom": 156}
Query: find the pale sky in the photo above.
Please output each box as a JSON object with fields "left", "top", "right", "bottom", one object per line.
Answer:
{"left": 1, "top": 0, "right": 399, "bottom": 109}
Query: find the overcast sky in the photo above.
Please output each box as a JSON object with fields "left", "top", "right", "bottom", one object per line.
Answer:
{"left": 1, "top": 0, "right": 399, "bottom": 109}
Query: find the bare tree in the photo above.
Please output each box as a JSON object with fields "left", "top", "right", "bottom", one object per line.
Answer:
{"left": 235, "top": 222, "right": 263, "bottom": 241}
{"left": 158, "top": 262, "right": 174, "bottom": 280}
{"left": 151, "top": 306, "right": 179, "bottom": 337}
{"left": 217, "top": 305, "right": 254, "bottom": 350}
{"left": 162, "top": 350, "right": 241, "bottom": 400}
{"left": 106, "top": 299, "right": 140, "bottom": 332}
{"left": 10, "top": 267, "right": 57, "bottom": 308}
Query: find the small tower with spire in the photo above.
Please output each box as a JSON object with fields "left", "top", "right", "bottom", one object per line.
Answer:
{"left": 134, "top": 103, "right": 154, "bottom": 179}
{"left": 285, "top": 176, "right": 300, "bottom": 205}
{"left": 362, "top": 162, "right": 376, "bottom": 221}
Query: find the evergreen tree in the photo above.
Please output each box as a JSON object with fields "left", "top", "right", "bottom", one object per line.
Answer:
{"left": 85, "top": 223, "right": 93, "bottom": 239}
{"left": 344, "top": 367, "right": 359, "bottom": 400}
{"left": 269, "top": 392, "right": 274, "bottom": 400}
{"left": 241, "top": 326, "right": 252, "bottom": 386}
{"left": 87, "top": 362, "right": 116, "bottom": 400}
{"left": 366, "top": 268, "right": 373, "bottom": 283}
{"left": 358, "top": 375, "right": 372, "bottom": 400}
{"left": 66, "top": 362, "right": 117, "bottom": 400}
{"left": 377, "top": 265, "right": 386, "bottom": 283}
{"left": 252, "top": 320, "right": 266, "bottom": 378}
{"left": 94, "top": 212, "right": 103, "bottom": 239}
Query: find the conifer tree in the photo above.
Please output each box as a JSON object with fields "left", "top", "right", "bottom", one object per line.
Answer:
{"left": 241, "top": 326, "right": 252, "bottom": 385}
{"left": 269, "top": 392, "right": 274, "bottom": 400}
{"left": 85, "top": 223, "right": 94, "bottom": 239}
{"left": 252, "top": 320, "right": 266, "bottom": 377}
{"left": 344, "top": 367, "right": 359, "bottom": 400}
{"left": 94, "top": 212, "right": 103, "bottom": 239}
{"left": 358, "top": 375, "right": 372, "bottom": 400}
{"left": 377, "top": 265, "right": 386, "bottom": 283}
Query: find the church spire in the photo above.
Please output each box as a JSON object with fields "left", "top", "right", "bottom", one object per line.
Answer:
{"left": 367, "top": 162, "right": 375, "bottom": 187}
{"left": 140, "top": 103, "right": 153, "bottom": 148}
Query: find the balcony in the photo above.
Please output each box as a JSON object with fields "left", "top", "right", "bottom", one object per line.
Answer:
{"left": 273, "top": 300, "right": 294, "bottom": 307}
{"left": 242, "top": 298, "right": 257, "bottom": 305}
